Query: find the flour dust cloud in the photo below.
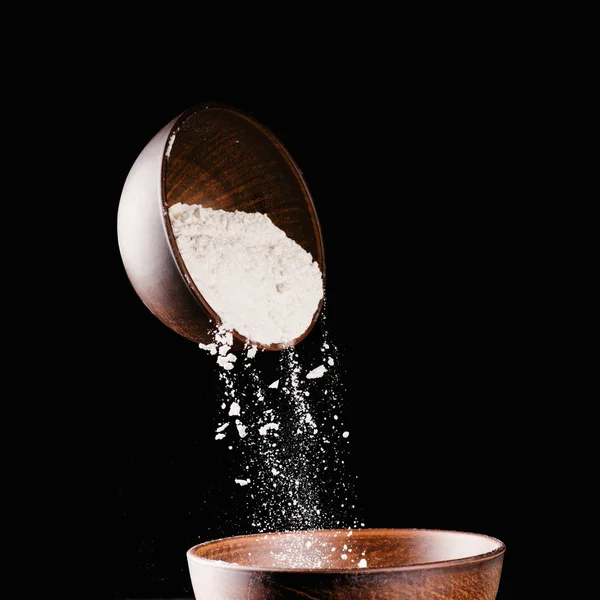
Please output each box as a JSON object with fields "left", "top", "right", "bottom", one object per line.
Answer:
{"left": 209, "top": 313, "right": 362, "bottom": 535}
{"left": 202, "top": 308, "right": 367, "bottom": 567}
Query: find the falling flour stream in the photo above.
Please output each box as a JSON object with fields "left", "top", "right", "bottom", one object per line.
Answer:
{"left": 169, "top": 202, "right": 367, "bottom": 568}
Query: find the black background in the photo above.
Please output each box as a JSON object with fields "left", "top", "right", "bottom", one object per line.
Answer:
{"left": 103, "top": 66, "right": 514, "bottom": 599}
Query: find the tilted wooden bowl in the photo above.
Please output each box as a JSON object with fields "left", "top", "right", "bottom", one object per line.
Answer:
{"left": 117, "top": 103, "right": 325, "bottom": 350}
{"left": 187, "top": 528, "right": 506, "bottom": 599}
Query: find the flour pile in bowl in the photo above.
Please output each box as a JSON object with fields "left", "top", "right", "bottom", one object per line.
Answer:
{"left": 168, "top": 203, "right": 323, "bottom": 347}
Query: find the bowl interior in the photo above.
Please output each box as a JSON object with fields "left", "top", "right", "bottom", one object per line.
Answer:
{"left": 163, "top": 105, "right": 323, "bottom": 267}
{"left": 188, "top": 528, "right": 504, "bottom": 571}
{"left": 161, "top": 105, "right": 325, "bottom": 349}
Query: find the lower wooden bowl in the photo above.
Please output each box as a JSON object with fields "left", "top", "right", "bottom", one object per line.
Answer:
{"left": 186, "top": 528, "right": 505, "bottom": 599}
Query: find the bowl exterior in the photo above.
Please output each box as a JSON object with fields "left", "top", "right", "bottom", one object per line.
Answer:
{"left": 117, "top": 116, "right": 217, "bottom": 344}
{"left": 187, "top": 552, "right": 504, "bottom": 599}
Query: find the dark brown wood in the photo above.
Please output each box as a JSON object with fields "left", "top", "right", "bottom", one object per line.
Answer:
{"left": 187, "top": 528, "right": 505, "bottom": 599}
{"left": 117, "top": 103, "right": 325, "bottom": 349}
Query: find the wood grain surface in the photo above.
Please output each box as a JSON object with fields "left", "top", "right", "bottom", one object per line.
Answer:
{"left": 187, "top": 528, "right": 505, "bottom": 599}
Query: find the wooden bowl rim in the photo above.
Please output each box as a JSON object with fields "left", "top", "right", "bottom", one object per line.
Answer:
{"left": 158, "top": 102, "right": 325, "bottom": 351}
{"left": 186, "top": 527, "right": 506, "bottom": 574}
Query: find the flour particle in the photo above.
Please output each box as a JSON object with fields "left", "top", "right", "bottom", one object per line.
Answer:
{"left": 306, "top": 365, "right": 327, "bottom": 379}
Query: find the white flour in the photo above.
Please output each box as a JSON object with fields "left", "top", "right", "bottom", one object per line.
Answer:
{"left": 169, "top": 203, "right": 323, "bottom": 347}
{"left": 167, "top": 202, "right": 366, "bottom": 566}
{"left": 306, "top": 365, "right": 327, "bottom": 379}
{"left": 202, "top": 303, "right": 366, "bottom": 568}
